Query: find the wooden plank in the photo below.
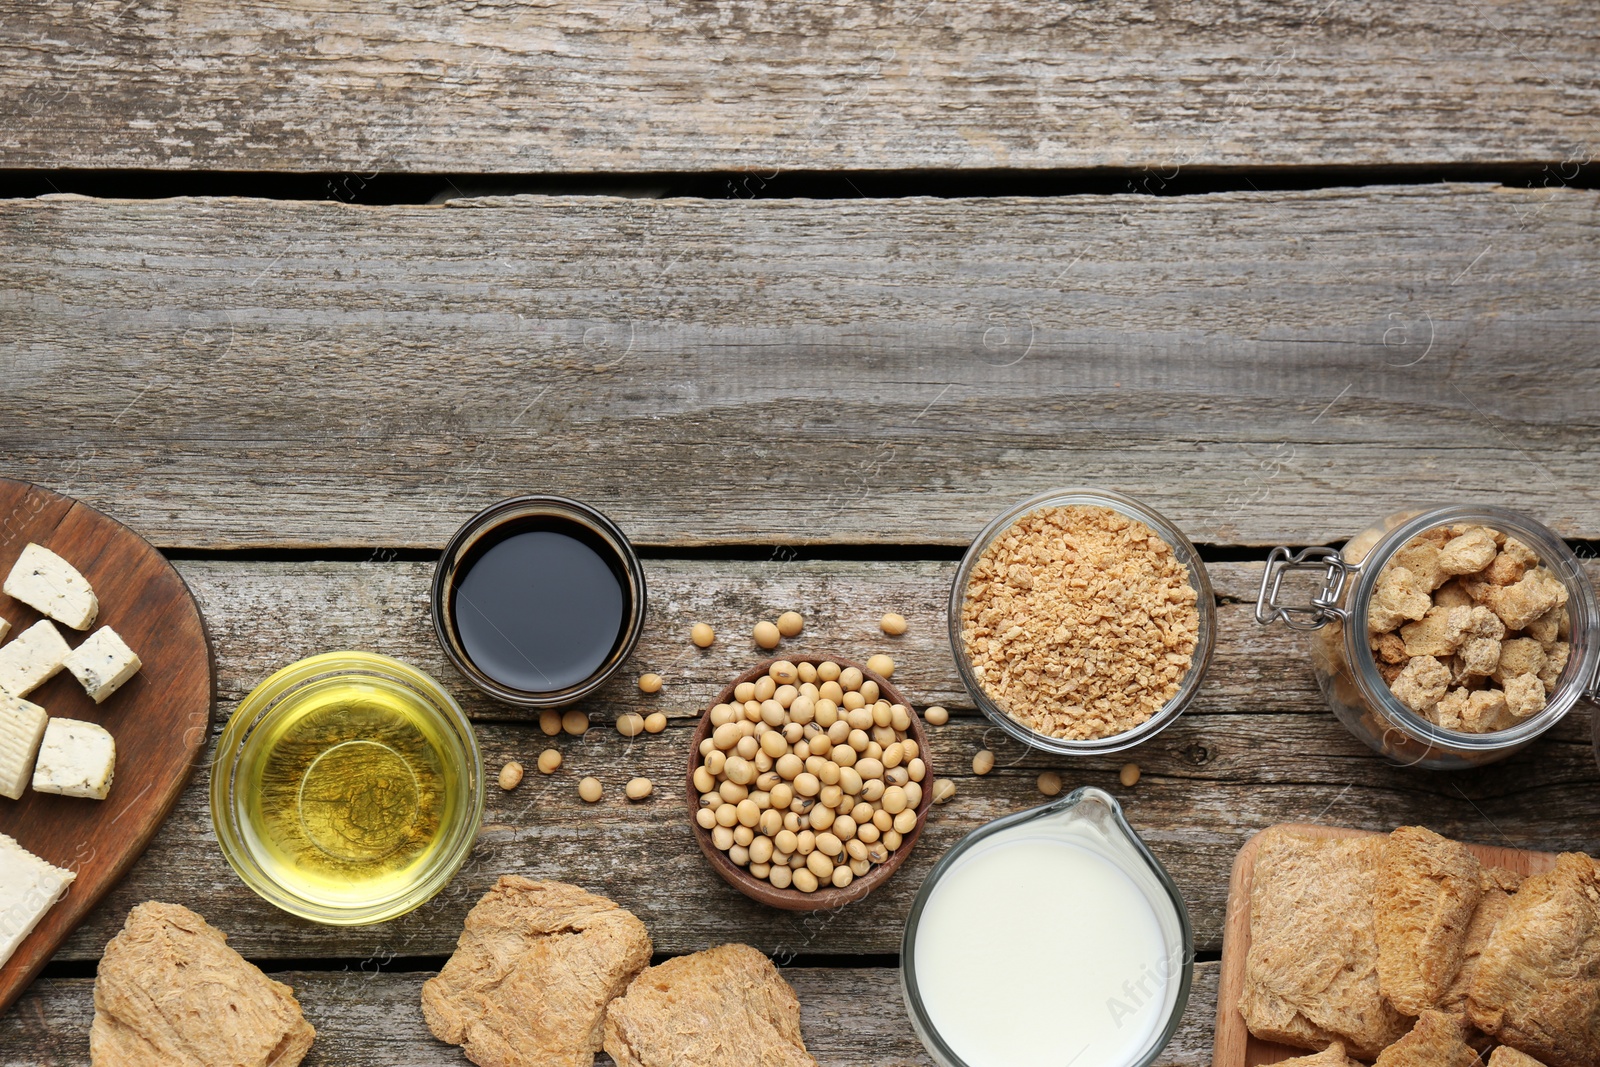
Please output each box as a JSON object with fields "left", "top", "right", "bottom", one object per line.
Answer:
{"left": 0, "top": 962, "right": 1222, "bottom": 1066}
{"left": 4, "top": 186, "right": 1600, "bottom": 548}
{"left": 1, "top": 2, "right": 1595, "bottom": 172}
{"left": 45, "top": 559, "right": 1600, "bottom": 963}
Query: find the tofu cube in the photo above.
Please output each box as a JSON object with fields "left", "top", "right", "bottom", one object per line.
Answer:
{"left": 0, "top": 832, "right": 74, "bottom": 969}
{"left": 0, "top": 693, "right": 48, "bottom": 800}
{"left": 3, "top": 543, "right": 98, "bottom": 631}
{"left": 32, "top": 718, "right": 115, "bottom": 800}
{"left": 0, "top": 620, "right": 71, "bottom": 697}
{"left": 62, "top": 627, "right": 142, "bottom": 704}
{"left": 0, "top": 616, "right": 10, "bottom": 643}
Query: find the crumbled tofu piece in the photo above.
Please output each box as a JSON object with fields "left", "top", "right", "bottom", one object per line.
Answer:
{"left": 1493, "top": 638, "right": 1547, "bottom": 687}
{"left": 1391, "top": 655, "right": 1451, "bottom": 714}
{"left": 1538, "top": 642, "right": 1569, "bottom": 693}
{"left": 32, "top": 718, "right": 115, "bottom": 800}
{"left": 0, "top": 832, "right": 74, "bottom": 969}
{"left": 62, "top": 627, "right": 141, "bottom": 704}
{"left": 1391, "top": 539, "right": 1447, "bottom": 591}
{"left": 1442, "top": 654, "right": 1473, "bottom": 687}
{"left": 1503, "top": 673, "right": 1547, "bottom": 719}
{"left": 1472, "top": 537, "right": 1536, "bottom": 588}
{"left": 1400, "top": 605, "right": 1471, "bottom": 658}
{"left": 1465, "top": 689, "right": 1514, "bottom": 732}
{"left": 1458, "top": 636, "right": 1503, "bottom": 678}
{"left": 1433, "top": 687, "right": 1471, "bottom": 731}
{"left": 1484, "top": 570, "right": 1567, "bottom": 631}
{"left": 0, "top": 620, "right": 71, "bottom": 697}
{"left": 1499, "top": 536, "right": 1539, "bottom": 569}
{"left": 1463, "top": 605, "right": 1507, "bottom": 640}
{"left": 1369, "top": 566, "right": 1433, "bottom": 633}
{"left": 1525, "top": 605, "right": 1565, "bottom": 646}
{"left": 1460, "top": 572, "right": 1495, "bottom": 602}
{"left": 2, "top": 543, "right": 98, "bottom": 631}
{"left": 1371, "top": 631, "right": 1408, "bottom": 665}
{"left": 1438, "top": 527, "right": 1499, "bottom": 575}
{"left": 0, "top": 692, "right": 48, "bottom": 800}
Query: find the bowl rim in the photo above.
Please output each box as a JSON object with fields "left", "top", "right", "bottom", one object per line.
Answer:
{"left": 209, "top": 650, "right": 485, "bottom": 926}
{"left": 431, "top": 494, "right": 648, "bottom": 709}
{"left": 948, "top": 487, "right": 1216, "bottom": 755}
{"left": 686, "top": 654, "right": 935, "bottom": 912}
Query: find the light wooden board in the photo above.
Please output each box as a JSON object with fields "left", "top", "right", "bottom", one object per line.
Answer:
{"left": 39, "top": 558, "right": 1600, "bottom": 964}
{"left": 1, "top": 2, "right": 1595, "bottom": 172}
{"left": 1212, "top": 824, "right": 1561, "bottom": 1067}
{"left": 0, "top": 480, "right": 212, "bottom": 1015}
{"left": 3, "top": 186, "right": 1600, "bottom": 549}
{"left": 0, "top": 961, "right": 1222, "bottom": 1066}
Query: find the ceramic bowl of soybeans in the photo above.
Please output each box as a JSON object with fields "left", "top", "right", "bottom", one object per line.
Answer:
{"left": 686, "top": 655, "right": 936, "bottom": 911}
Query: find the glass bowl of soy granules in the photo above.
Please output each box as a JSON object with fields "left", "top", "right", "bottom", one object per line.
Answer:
{"left": 951, "top": 489, "right": 1216, "bottom": 756}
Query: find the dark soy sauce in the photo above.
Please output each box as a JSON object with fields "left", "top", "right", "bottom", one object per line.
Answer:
{"left": 451, "top": 520, "right": 627, "bottom": 693}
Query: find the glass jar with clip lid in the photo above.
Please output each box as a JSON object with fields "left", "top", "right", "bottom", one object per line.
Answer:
{"left": 1256, "top": 505, "right": 1599, "bottom": 770}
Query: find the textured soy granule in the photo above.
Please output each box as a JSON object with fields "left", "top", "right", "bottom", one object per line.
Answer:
{"left": 960, "top": 505, "right": 1199, "bottom": 741}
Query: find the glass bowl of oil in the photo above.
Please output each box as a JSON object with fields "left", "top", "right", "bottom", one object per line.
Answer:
{"left": 210, "top": 651, "right": 484, "bottom": 925}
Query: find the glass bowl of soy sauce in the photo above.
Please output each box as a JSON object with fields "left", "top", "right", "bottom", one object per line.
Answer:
{"left": 432, "top": 496, "right": 647, "bottom": 708}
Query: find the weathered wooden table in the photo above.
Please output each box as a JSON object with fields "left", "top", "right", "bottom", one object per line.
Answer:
{"left": 2, "top": 3, "right": 1598, "bottom": 1063}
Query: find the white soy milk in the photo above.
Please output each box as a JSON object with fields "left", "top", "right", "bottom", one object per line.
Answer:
{"left": 911, "top": 829, "right": 1175, "bottom": 1066}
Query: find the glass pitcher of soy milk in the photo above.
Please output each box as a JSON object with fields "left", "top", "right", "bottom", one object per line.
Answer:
{"left": 902, "top": 787, "right": 1193, "bottom": 1067}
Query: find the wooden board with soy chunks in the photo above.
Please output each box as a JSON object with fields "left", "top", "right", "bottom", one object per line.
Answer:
{"left": 1212, "top": 823, "right": 1561, "bottom": 1067}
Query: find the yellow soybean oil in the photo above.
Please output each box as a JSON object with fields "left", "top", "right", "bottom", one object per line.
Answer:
{"left": 233, "top": 680, "right": 464, "bottom": 907}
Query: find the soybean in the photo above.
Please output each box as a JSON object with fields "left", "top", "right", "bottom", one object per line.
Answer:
{"left": 691, "top": 622, "right": 716, "bottom": 648}
{"left": 1038, "top": 771, "right": 1063, "bottom": 797}
{"left": 616, "top": 713, "right": 645, "bottom": 738}
{"left": 644, "top": 712, "right": 668, "bottom": 734}
{"left": 866, "top": 653, "right": 895, "bottom": 678}
{"left": 579, "top": 777, "right": 603, "bottom": 803}
{"left": 754, "top": 620, "right": 781, "bottom": 649}
{"left": 923, "top": 705, "right": 949, "bottom": 726}
{"left": 561, "top": 710, "right": 589, "bottom": 736}
{"left": 537, "top": 749, "right": 563, "bottom": 774}
{"left": 498, "top": 762, "right": 524, "bottom": 791}
{"left": 972, "top": 749, "right": 995, "bottom": 775}
{"left": 776, "top": 611, "right": 805, "bottom": 637}
{"left": 638, "top": 672, "right": 663, "bottom": 693}
{"left": 626, "top": 777, "right": 654, "bottom": 800}
{"left": 880, "top": 612, "right": 908, "bottom": 636}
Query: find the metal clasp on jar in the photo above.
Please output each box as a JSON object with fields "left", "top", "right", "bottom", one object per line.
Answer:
{"left": 1255, "top": 546, "right": 1357, "bottom": 631}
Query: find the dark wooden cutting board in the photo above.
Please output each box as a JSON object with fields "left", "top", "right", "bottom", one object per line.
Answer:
{"left": 0, "top": 478, "right": 212, "bottom": 1013}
